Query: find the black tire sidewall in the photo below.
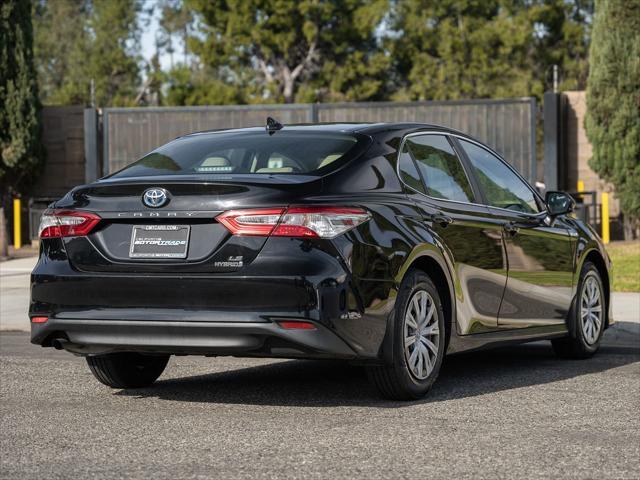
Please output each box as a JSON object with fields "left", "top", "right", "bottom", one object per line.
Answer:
{"left": 392, "top": 270, "right": 446, "bottom": 397}
{"left": 87, "top": 353, "right": 169, "bottom": 388}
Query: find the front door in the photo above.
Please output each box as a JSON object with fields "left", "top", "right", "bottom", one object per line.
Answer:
{"left": 456, "top": 138, "right": 575, "bottom": 328}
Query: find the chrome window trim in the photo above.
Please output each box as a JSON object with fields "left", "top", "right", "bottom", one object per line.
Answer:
{"left": 396, "top": 130, "right": 548, "bottom": 218}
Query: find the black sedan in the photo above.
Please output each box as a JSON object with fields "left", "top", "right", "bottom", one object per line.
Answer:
{"left": 30, "top": 121, "right": 613, "bottom": 400}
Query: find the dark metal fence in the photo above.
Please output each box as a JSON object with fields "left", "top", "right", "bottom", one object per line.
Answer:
{"left": 102, "top": 98, "right": 536, "bottom": 181}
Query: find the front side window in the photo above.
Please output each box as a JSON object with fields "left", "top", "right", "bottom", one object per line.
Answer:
{"left": 459, "top": 139, "right": 539, "bottom": 213}
{"left": 404, "top": 134, "right": 474, "bottom": 203}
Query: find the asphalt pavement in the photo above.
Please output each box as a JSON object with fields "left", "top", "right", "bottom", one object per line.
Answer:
{"left": 1, "top": 255, "right": 639, "bottom": 478}
{"left": 1, "top": 325, "right": 639, "bottom": 479}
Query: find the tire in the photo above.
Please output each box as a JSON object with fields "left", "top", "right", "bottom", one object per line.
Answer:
{"left": 552, "top": 261, "right": 605, "bottom": 359}
{"left": 366, "top": 269, "right": 446, "bottom": 400}
{"left": 86, "top": 352, "right": 170, "bottom": 388}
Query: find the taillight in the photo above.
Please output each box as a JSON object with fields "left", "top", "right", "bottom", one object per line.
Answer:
{"left": 38, "top": 210, "right": 101, "bottom": 238}
{"left": 216, "top": 206, "right": 370, "bottom": 239}
{"left": 216, "top": 208, "right": 285, "bottom": 236}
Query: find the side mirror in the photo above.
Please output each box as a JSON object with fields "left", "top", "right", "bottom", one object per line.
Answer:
{"left": 545, "top": 191, "right": 575, "bottom": 216}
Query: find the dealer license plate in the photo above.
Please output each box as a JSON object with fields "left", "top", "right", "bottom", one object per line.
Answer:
{"left": 129, "top": 225, "right": 190, "bottom": 259}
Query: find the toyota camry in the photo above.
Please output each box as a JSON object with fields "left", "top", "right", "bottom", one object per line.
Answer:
{"left": 30, "top": 120, "right": 613, "bottom": 399}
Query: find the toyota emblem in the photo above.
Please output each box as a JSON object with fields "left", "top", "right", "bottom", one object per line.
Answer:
{"left": 142, "top": 188, "right": 169, "bottom": 208}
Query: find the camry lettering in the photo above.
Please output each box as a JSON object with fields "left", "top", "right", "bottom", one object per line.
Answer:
{"left": 116, "top": 212, "right": 191, "bottom": 217}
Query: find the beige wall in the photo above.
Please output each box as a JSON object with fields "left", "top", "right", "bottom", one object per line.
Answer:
{"left": 563, "top": 91, "right": 620, "bottom": 217}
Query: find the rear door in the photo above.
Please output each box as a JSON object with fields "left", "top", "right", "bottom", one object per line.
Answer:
{"left": 398, "top": 133, "right": 507, "bottom": 334}
{"left": 456, "top": 138, "right": 574, "bottom": 328}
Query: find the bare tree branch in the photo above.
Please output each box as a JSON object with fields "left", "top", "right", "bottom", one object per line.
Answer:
{"left": 290, "top": 39, "right": 317, "bottom": 81}
{"left": 257, "top": 58, "right": 274, "bottom": 83}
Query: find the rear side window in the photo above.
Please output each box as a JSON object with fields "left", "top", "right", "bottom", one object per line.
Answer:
{"left": 110, "top": 131, "right": 361, "bottom": 178}
{"left": 398, "top": 146, "right": 426, "bottom": 193}
{"left": 459, "top": 139, "right": 540, "bottom": 214}
{"left": 404, "top": 134, "right": 474, "bottom": 203}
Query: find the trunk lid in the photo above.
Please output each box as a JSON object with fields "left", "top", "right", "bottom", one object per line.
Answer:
{"left": 58, "top": 176, "right": 322, "bottom": 273}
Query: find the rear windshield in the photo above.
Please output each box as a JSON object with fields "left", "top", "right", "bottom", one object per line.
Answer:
{"left": 109, "top": 131, "right": 362, "bottom": 178}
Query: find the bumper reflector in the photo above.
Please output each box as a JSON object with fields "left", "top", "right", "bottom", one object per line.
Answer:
{"left": 31, "top": 316, "right": 49, "bottom": 324}
{"left": 277, "top": 320, "right": 316, "bottom": 330}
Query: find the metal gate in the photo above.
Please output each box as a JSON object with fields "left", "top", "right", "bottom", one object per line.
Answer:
{"left": 102, "top": 98, "right": 536, "bottom": 182}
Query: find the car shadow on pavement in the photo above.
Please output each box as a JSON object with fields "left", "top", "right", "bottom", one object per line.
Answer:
{"left": 116, "top": 324, "right": 640, "bottom": 407}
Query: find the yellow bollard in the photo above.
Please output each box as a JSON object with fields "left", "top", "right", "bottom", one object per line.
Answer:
{"left": 577, "top": 180, "right": 585, "bottom": 193}
{"left": 13, "top": 198, "right": 21, "bottom": 250}
{"left": 601, "top": 192, "right": 610, "bottom": 244}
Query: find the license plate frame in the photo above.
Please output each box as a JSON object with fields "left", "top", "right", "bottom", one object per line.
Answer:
{"left": 129, "top": 225, "right": 190, "bottom": 259}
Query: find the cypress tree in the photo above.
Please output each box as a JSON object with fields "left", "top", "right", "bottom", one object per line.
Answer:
{"left": 0, "top": 0, "right": 43, "bottom": 195}
{"left": 585, "top": 0, "right": 640, "bottom": 235}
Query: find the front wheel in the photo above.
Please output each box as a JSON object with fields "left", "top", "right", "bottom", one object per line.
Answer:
{"left": 552, "top": 261, "right": 606, "bottom": 359}
{"left": 86, "top": 352, "right": 170, "bottom": 388}
{"left": 366, "top": 269, "right": 446, "bottom": 400}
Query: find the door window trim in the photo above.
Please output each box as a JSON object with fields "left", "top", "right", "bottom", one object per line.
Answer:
{"left": 450, "top": 135, "right": 546, "bottom": 216}
{"left": 395, "top": 130, "right": 546, "bottom": 218}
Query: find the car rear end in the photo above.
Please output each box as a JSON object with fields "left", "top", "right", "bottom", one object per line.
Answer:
{"left": 30, "top": 129, "right": 375, "bottom": 359}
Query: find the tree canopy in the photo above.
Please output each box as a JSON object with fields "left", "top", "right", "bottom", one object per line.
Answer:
{"left": 0, "top": 0, "right": 43, "bottom": 194}
{"left": 389, "top": 0, "right": 592, "bottom": 101}
{"left": 585, "top": 0, "right": 640, "bottom": 225}
{"left": 180, "top": 0, "right": 390, "bottom": 104}
{"left": 31, "top": 0, "right": 596, "bottom": 107}
{"left": 33, "top": 0, "right": 142, "bottom": 106}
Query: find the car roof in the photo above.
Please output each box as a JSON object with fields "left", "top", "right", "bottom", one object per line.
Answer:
{"left": 181, "top": 122, "right": 467, "bottom": 138}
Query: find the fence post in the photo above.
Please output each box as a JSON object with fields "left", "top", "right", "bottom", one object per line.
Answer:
{"left": 0, "top": 208, "right": 8, "bottom": 258}
{"left": 543, "top": 92, "right": 560, "bottom": 191}
{"left": 529, "top": 97, "right": 537, "bottom": 184}
{"left": 309, "top": 103, "right": 319, "bottom": 123}
{"left": 84, "top": 108, "right": 99, "bottom": 183}
{"left": 102, "top": 109, "right": 109, "bottom": 175}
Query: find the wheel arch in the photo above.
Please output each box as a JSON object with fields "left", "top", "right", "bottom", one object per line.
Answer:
{"left": 387, "top": 248, "right": 456, "bottom": 360}
{"left": 406, "top": 255, "right": 454, "bottom": 348}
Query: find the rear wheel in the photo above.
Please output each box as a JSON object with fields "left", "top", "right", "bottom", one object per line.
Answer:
{"left": 552, "top": 261, "right": 605, "bottom": 359}
{"left": 366, "top": 269, "right": 446, "bottom": 400}
{"left": 86, "top": 353, "right": 170, "bottom": 388}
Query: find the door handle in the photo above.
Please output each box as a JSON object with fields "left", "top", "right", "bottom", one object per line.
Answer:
{"left": 504, "top": 221, "right": 520, "bottom": 236}
{"left": 431, "top": 213, "right": 453, "bottom": 227}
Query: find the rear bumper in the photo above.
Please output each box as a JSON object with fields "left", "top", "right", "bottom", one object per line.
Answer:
{"left": 30, "top": 236, "right": 397, "bottom": 359}
{"left": 31, "top": 317, "right": 358, "bottom": 358}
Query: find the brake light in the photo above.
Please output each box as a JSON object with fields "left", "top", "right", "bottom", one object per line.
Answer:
{"left": 216, "top": 207, "right": 370, "bottom": 239}
{"left": 38, "top": 210, "right": 101, "bottom": 238}
{"left": 30, "top": 316, "right": 48, "bottom": 323}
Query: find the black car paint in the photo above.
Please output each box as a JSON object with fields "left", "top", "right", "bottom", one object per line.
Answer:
{"left": 30, "top": 123, "right": 613, "bottom": 362}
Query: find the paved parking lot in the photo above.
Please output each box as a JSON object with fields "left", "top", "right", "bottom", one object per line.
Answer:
{"left": 1, "top": 256, "right": 639, "bottom": 478}
{"left": 1, "top": 324, "right": 639, "bottom": 479}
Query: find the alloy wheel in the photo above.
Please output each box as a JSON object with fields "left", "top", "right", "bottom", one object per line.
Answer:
{"left": 403, "top": 290, "right": 440, "bottom": 380}
{"left": 581, "top": 274, "right": 603, "bottom": 345}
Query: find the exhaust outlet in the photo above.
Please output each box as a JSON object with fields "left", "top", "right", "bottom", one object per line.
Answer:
{"left": 51, "top": 339, "right": 65, "bottom": 350}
